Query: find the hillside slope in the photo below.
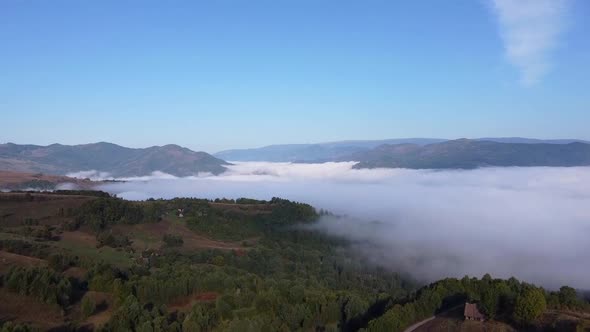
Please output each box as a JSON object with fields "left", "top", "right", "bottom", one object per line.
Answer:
{"left": 214, "top": 138, "right": 447, "bottom": 162}
{"left": 214, "top": 138, "right": 590, "bottom": 162}
{"left": 349, "top": 139, "right": 590, "bottom": 169}
{"left": 0, "top": 142, "right": 229, "bottom": 177}
{"left": 0, "top": 171, "right": 98, "bottom": 190}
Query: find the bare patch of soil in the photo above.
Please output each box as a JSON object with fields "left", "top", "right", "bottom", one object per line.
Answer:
{"left": 115, "top": 219, "right": 246, "bottom": 251}
{"left": 0, "top": 250, "right": 46, "bottom": 273}
{"left": 168, "top": 292, "right": 220, "bottom": 312}
{"left": 60, "top": 231, "right": 98, "bottom": 247}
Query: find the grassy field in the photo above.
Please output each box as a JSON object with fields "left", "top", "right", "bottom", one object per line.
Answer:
{"left": 56, "top": 233, "right": 135, "bottom": 267}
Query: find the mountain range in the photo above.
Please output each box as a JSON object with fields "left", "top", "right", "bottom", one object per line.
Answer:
{"left": 0, "top": 142, "right": 229, "bottom": 177}
{"left": 214, "top": 137, "right": 590, "bottom": 162}
{"left": 1, "top": 138, "right": 590, "bottom": 178}
{"left": 348, "top": 139, "right": 590, "bottom": 169}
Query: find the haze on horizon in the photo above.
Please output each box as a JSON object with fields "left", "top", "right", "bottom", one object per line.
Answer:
{"left": 2, "top": 0, "right": 590, "bottom": 152}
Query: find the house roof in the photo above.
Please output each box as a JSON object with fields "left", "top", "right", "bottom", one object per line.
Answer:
{"left": 464, "top": 302, "right": 485, "bottom": 319}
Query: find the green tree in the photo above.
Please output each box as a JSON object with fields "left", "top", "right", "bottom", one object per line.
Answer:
{"left": 136, "top": 321, "right": 154, "bottom": 332}
{"left": 81, "top": 295, "right": 96, "bottom": 318}
{"left": 481, "top": 287, "right": 499, "bottom": 319}
{"left": 216, "top": 297, "right": 233, "bottom": 320}
{"left": 0, "top": 322, "right": 34, "bottom": 332}
{"left": 182, "top": 305, "right": 218, "bottom": 332}
{"left": 513, "top": 288, "right": 547, "bottom": 325}
{"left": 558, "top": 286, "right": 578, "bottom": 308}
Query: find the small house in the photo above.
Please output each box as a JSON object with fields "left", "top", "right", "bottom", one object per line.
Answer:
{"left": 464, "top": 302, "right": 485, "bottom": 321}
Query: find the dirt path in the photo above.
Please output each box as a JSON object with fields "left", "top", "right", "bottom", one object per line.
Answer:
{"left": 404, "top": 316, "right": 437, "bottom": 332}
{"left": 403, "top": 305, "right": 463, "bottom": 332}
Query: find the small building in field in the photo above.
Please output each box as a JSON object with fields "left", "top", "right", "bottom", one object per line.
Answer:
{"left": 464, "top": 302, "right": 485, "bottom": 321}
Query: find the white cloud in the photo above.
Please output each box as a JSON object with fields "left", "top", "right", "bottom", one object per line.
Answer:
{"left": 491, "top": 0, "right": 570, "bottom": 85}
{"left": 95, "top": 162, "right": 590, "bottom": 289}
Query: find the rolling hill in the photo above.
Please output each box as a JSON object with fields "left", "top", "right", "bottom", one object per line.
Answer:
{"left": 0, "top": 142, "right": 230, "bottom": 177}
{"left": 349, "top": 139, "right": 590, "bottom": 169}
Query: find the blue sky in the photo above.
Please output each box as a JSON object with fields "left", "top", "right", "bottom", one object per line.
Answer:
{"left": 1, "top": 0, "right": 588, "bottom": 152}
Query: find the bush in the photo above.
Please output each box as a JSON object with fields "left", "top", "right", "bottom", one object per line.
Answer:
{"left": 162, "top": 234, "right": 183, "bottom": 247}
{"left": 96, "top": 231, "right": 130, "bottom": 248}
{"left": 81, "top": 295, "right": 96, "bottom": 318}
{"left": 48, "top": 253, "right": 78, "bottom": 271}
{"left": 0, "top": 322, "right": 34, "bottom": 332}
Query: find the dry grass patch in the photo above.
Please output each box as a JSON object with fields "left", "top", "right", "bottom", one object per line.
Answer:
{"left": 0, "top": 250, "right": 46, "bottom": 273}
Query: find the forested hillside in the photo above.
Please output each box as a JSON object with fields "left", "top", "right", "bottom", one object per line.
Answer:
{"left": 0, "top": 192, "right": 588, "bottom": 331}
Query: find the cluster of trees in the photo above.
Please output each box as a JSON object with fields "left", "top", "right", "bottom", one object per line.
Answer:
{"left": 268, "top": 197, "right": 318, "bottom": 225}
{"left": 29, "top": 225, "right": 53, "bottom": 240}
{"left": 0, "top": 322, "right": 34, "bottom": 332}
{"left": 365, "top": 274, "right": 589, "bottom": 331}
{"left": 179, "top": 197, "right": 319, "bottom": 241}
{"left": 235, "top": 198, "right": 266, "bottom": 205}
{"left": 84, "top": 222, "right": 410, "bottom": 331}
{"left": 47, "top": 252, "right": 80, "bottom": 271}
{"left": 162, "top": 234, "right": 183, "bottom": 247}
{"left": 1, "top": 266, "right": 72, "bottom": 307}
{"left": 75, "top": 197, "right": 147, "bottom": 231}
{"left": 91, "top": 262, "right": 380, "bottom": 331}
{"left": 53, "top": 190, "right": 112, "bottom": 197}
{"left": 100, "top": 295, "right": 181, "bottom": 332}
{"left": 97, "top": 230, "right": 131, "bottom": 248}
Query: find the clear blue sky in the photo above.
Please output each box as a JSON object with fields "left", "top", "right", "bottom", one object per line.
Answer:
{"left": 1, "top": 0, "right": 588, "bottom": 152}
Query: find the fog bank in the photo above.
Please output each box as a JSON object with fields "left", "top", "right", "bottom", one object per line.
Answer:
{"left": 97, "top": 162, "right": 590, "bottom": 289}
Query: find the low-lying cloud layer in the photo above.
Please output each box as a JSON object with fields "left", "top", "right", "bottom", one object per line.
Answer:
{"left": 97, "top": 162, "right": 590, "bottom": 289}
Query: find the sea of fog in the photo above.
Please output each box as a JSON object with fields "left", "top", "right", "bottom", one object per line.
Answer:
{"left": 69, "top": 162, "right": 590, "bottom": 289}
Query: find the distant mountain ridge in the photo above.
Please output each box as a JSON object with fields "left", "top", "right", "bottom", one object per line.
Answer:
{"left": 349, "top": 139, "right": 590, "bottom": 169}
{"left": 477, "top": 137, "right": 590, "bottom": 144}
{"left": 0, "top": 142, "right": 229, "bottom": 177}
{"left": 214, "top": 137, "right": 590, "bottom": 162}
{"left": 214, "top": 138, "right": 447, "bottom": 162}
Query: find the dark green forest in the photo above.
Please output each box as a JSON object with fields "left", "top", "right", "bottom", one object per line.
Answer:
{"left": 0, "top": 191, "right": 588, "bottom": 331}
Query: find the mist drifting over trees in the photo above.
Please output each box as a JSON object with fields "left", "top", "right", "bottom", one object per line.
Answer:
{"left": 93, "top": 162, "right": 590, "bottom": 289}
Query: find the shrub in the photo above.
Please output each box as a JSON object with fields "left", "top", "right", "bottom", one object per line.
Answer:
{"left": 162, "top": 234, "right": 183, "bottom": 247}
{"left": 81, "top": 295, "right": 96, "bottom": 318}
